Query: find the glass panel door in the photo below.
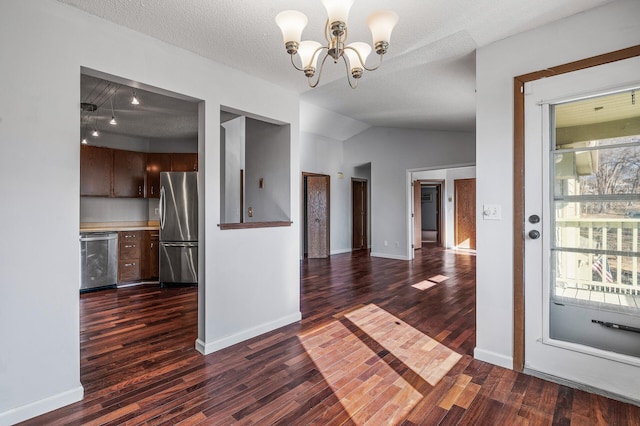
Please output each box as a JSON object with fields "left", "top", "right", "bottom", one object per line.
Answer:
{"left": 550, "top": 89, "right": 640, "bottom": 357}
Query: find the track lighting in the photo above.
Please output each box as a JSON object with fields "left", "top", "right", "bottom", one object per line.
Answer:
{"left": 131, "top": 91, "right": 140, "bottom": 105}
{"left": 91, "top": 128, "right": 99, "bottom": 137}
{"left": 81, "top": 138, "right": 88, "bottom": 145}
{"left": 109, "top": 96, "right": 117, "bottom": 125}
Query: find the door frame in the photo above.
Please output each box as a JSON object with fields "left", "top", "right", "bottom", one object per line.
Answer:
{"left": 352, "top": 178, "right": 368, "bottom": 251}
{"left": 415, "top": 180, "right": 445, "bottom": 247}
{"left": 512, "top": 45, "right": 640, "bottom": 371}
{"left": 302, "top": 172, "right": 330, "bottom": 257}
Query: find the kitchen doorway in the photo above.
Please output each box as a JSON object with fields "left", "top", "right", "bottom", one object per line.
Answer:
{"left": 78, "top": 67, "right": 203, "bottom": 391}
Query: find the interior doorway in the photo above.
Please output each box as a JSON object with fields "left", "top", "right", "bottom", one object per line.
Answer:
{"left": 413, "top": 180, "right": 444, "bottom": 249}
{"left": 454, "top": 178, "right": 476, "bottom": 249}
{"left": 303, "top": 173, "right": 330, "bottom": 258}
{"left": 352, "top": 179, "right": 368, "bottom": 251}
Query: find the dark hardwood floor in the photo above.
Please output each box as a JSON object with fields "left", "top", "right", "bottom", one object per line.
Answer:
{"left": 21, "top": 247, "right": 640, "bottom": 425}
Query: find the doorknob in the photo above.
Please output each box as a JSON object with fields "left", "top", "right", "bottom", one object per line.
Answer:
{"left": 528, "top": 214, "right": 540, "bottom": 224}
{"left": 528, "top": 230, "right": 541, "bottom": 239}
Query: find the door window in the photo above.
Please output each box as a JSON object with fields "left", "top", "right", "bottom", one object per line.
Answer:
{"left": 551, "top": 89, "right": 640, "bottom": 314}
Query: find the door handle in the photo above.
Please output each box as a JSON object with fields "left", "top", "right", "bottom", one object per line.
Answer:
{"left": 528, "top": 230, "right": 541, "bottom": 239}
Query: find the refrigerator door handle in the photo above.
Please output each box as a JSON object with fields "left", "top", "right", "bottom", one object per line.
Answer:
{"left": 162, "top": 242, "right": 198, "bottom": 248}
{"left": 159, "top": 186, "right": 166, "bottom": 230}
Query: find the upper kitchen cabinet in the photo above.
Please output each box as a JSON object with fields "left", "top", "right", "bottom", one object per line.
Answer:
{"left": 113, "top": 149, "right": 146, "bottom": 197}
{"left": 171, "top": 153, "right": 198, "bottom": 172}
{"left": 146, "top": 153, "right": 172, "bottom": 199}
{"left": 80, "top": 145, "right": 112, "bottom": 196}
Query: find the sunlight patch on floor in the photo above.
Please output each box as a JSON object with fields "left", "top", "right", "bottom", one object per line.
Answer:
{"left": 299, "top": 304, "right": 461, "bottom": 424}
{"left": 412, "top": 280, "right": 437, "bottom": 290}
{"left": 427, "top": 274, "right": 449, "bottom": 283}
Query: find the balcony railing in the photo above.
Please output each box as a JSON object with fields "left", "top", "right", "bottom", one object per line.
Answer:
{"left": 554, "top": 218, "right": 640, "bottom": 308}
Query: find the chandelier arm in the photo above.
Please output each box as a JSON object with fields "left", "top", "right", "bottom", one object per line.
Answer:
{"left": 290, "top": 54, "right": 305, "bottom": 72}
{"left": 342, "top": 55, "right": 359, "bottom": 90}
{"left": 324, "top": 19, "right": 331, "bottom": 43}
{"left": 308, "top": 52, "right": 331, "bottom": 88}
{"left": 362, "top": 52, "right": 383, "bottom": 72}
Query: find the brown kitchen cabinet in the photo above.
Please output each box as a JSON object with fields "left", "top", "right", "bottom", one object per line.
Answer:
{"left": 113, "top": 149, "right": 146, "bottom": 198}
{"left": 171, "top": 153, "right": 198, "bottom": 172}
{"left": 118, "top": 231, "right": 142, "bottom": 283}
{"left": 142, "top": 230, "right": 159, "bottom": 280}
{"left": 80, "top": 145, "right": 112, "bottom": 196}
{"left": 146, "top": 153, "right": 172, "bottom": 199}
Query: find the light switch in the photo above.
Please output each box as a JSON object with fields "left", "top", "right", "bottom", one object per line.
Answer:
{"left": 482, "top": 204, "right": 502, "bottom": 220}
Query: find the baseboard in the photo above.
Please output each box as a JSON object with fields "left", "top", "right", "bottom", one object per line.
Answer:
{"left": 0, "top": 385, "right": 84, "bottom": 425}
{"left": 195, "top": 311, "right": 302, "bottom": 355}
{"left": 523, "top": 368, "right": 640, "bottom": 407}
{"left": 474, "top": 347, "right": 513, "bottom": 369}
{"left": 370, "top": 252, "right": 410, "bottom": 261}
{"left": 330, "top": 248, "right": 352, "bottom": 255}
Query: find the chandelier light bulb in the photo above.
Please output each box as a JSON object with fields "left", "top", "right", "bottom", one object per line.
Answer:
{"left": 345, "top": 42, "right": 372, "bottom": 69}
{"left": 276, "top": 10, "right": 308, "bottom": 53}
{"left": 320, "top": 0, "right": 354, "bottom": 25}
{"left": 367, "top": 10, "right": 399, "bottom": 53}
{"left": 298, "top": 41, "right": 323, "bottom": 69}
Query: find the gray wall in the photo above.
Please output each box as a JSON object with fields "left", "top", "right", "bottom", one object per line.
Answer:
{"left": 244, "top": 118, "right": 291, "bottom": 222}
{"left": 421, "top": 187, "right": 438, "bottom": 230}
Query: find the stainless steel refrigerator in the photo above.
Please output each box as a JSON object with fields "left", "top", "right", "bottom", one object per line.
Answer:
{"left": 159, "top": 172, "right": 198, "bottom": 285}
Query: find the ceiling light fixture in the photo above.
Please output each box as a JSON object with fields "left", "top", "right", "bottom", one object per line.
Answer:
{"left": 81, "top": 137, "right": 88, "bottom": 145}
{"left": 276, "top": 0, "right": 398, "bottom": 89}
{"left": 91, "top": 128, "right": 99, "bottom": 137}
{"left": 131, "top": 91, "right": 140, "bottom": 105}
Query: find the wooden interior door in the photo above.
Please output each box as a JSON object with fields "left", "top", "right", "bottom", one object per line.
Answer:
{"left": 413, "top": 181, "right": 422, "bottom": 250}
{"left": 352, "top": 179, "right": 368, "bottom": 250}
{"left": 307, "top": 175, "right": 330, "bottom": 258}
{"left": 454, "top": 178, "right": 476, "bottom": 249}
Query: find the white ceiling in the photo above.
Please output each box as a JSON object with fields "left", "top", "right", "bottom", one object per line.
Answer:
{"left": 63, "top": 0, "right": 616, "bottom": 134}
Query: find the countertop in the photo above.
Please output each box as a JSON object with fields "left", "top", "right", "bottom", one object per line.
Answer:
{"left": 80, "top": 221, "right": 160, "bottom": 233}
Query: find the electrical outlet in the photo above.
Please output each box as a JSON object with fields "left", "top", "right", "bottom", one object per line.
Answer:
{"left": 482, "top": 204, "right": 502, "bottom": 220}
{"left": 154, "top": 207, "right": 159, "bottom": 215}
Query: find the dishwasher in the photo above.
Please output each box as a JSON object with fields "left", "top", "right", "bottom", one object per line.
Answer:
{"left": 80, "top": 232, "right": 118, "bottom": 292}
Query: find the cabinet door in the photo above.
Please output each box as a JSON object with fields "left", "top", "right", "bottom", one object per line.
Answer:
{"left": 146, "top": 153, "right": 172, "bottom": 198}
{"left": 80, "top": 145, "right": 112, "bottom": 196}
{"left": 142, "top": 230, "right": 160, "bottom": 280}
{"left": 113, "top": 150, "right": 146, "bottom": 197}
{"left": 171, "top": 153, "right": 198, "bottom": 172}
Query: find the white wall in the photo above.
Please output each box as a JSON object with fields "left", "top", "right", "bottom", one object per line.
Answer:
{"left": 344, "top": 127, "right": 475, "bottom": 259}
{"left": 0, "top": 1, "right": 301, "bottom": 423}
{"left": 300, "top": 131, "right": 352, "bottom": 254}
{"left": 413, "top": 166, "right": 476, "bottom": 249}
{"left": 221, "top": 116, "right": 245, "bottom": 223}
{"left": 475, "top": 0, "right": 640, "bottom": 388}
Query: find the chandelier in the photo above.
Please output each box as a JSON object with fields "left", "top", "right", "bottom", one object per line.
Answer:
{"left": 275, "top": 0, "right": 398, "bottom": 89}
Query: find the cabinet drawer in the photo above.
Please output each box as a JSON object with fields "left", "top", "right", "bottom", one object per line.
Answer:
{"left": 120, "top": 242, "right": 141, "bottom": 259}
{"left": 120, "top": 231, "right": 141, "bottom": 242}
{"left": 119, "top": 260, "right": 141, "bottom": 282}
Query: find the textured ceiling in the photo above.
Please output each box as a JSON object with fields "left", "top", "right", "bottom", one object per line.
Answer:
{"left": 62, "top": 0, "right": 615, "bottom": 134}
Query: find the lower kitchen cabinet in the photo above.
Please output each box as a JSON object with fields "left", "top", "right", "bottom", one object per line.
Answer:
{"left": 143, "top": 230, "right": 159, "bottom": 280}
{"left": 118, "top": 230, "right": 159, "bottom": 283}
{"left": 118, "top": 231, "right": 142, "bottom": 283}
